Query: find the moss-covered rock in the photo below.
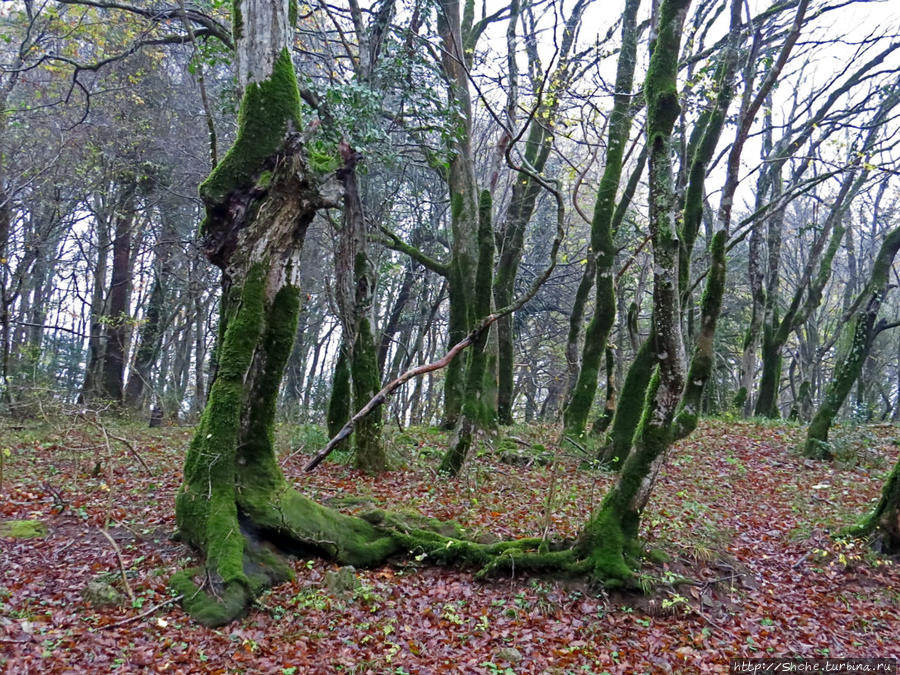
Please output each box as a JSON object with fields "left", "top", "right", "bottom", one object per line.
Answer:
{"left": 0, "top": 519, "right": 48, "bottom": 538}
{"left": 324, "top": 566, "right": 361, "bottom": 597}
{"left": 82, "top": 579, "right": 123, "bottom": 608}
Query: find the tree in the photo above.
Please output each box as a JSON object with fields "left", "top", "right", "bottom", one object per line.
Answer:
{"left": 171, "top": 0, "right": 352, "bottom": 624}
{"left": 562, "top": 0, "right": 641, "bottom": 439}
{"left": 803, "top": 223, "right": 900, "bottom": 458}
{"left": 848, "top": 456, "right": 900, "bottom": 554}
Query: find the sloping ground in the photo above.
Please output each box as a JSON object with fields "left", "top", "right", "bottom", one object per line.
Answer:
{"left": 0, "top": 417, "right": 897, "bottom": 673}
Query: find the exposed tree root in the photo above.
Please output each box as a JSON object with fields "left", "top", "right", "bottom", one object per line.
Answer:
{"left": 172, "top": 484, "right": 645, "bottom": 626}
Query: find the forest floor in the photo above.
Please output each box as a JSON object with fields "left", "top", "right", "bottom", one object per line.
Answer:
{"left": 1, "top": 415, "right": 898, "bottom": 674}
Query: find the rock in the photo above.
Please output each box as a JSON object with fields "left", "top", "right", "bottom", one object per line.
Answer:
{"left": 83, "top": 579, "right": 124, "bottom": 608}
{"left": 324, "top": 566, "right": 360, "bottom": 597}
{"left": 495, "top": 647, "right": 523, "bottom": 664}
{"left": 0, "top": 519, "right": 48, "bottom": 538}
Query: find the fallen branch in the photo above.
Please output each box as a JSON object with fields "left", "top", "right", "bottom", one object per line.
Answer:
{"left": 79, "top": 413, "right": 152, "bottom": 475}
{"left": 305, "top": 139, "right": 567, "bottom": 473}
{"left": 100, "top": 527, "right": 136, "bottom": 604}
{"left": 100, "top": 595, "right": 184, "bottom": 629}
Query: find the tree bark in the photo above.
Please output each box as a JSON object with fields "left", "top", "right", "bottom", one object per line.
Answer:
{"left": 562, "top": 0, "right": 640, "bottom": 438}
{"left": 577, "top": 0, "right": 691, "bottom": 583}
{"left": 803, "top": 225, "right": 900, "bottom": 458}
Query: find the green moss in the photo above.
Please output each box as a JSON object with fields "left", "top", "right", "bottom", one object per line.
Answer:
{"left": 601, "top": 338, "right": 655, "bottom": 468}
{"left": 0, "top": 519, "right": 48, "bottom": 538}
{"left": 327, "top": 340, "right": 351, "bottom": 440}
{"left": 199, "top": 48, "right": 302, "bottom": 211}
{"left": 237, "top": 283, "right": 301, "bottom": 499}
{"left": 646, "top": 548, "right": 671, "bottom": 564}
{"left": 801, "top": 438, "right": 833, "bottom": 460}
{"left": 577, "top": 500, "right": 636, "bottom": 585}
{"left": 171, "top": 568, "right": 250, "bottom": 628}
{"left": 352, "top": 317, "right": 386, "bottom": 473}
{"left": 176, "top": 264, "right": 267, "bottom": 587}
{"left": 255, "top": 170, "right": 273, "bottom": 190}
{"left": 844, "top": 456, "right": 900, "bottom": 552}
{"left": 231, "top": 0, "right": 243, "bottom": 41}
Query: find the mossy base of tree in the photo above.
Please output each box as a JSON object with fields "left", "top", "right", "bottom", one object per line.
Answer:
{"left": 801, "top": 438, "right": 833, "bottom": 460}
{"left": 844, "top": 457, "right": 900, "bottom": 554}
{"left": 172, "top": 485, "right": 650, "bottom": 626}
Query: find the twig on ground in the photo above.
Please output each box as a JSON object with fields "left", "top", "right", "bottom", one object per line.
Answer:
{"left": 101, "top": 595, "right": 184, "bottom": 629}
{"left": 100, "top": 527, "right": 136, "bottom": 604}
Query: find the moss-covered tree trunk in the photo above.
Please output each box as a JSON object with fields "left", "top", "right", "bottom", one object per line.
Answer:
{"left": 436, "top": 0, "right": 481, "bottom": 430}
{"left": 803, "top": 225, "right": 900, "bottom": 458}
{"left": 493, "top": 0, "right": 589, "bottom": 426}
{"left": 441, "top": 191, "right": 494, "bottom": 474}
{"left": 597, "top": 0, "right": 740, "bottom": 464}
{"left": 848, "top": 457, "right": 900, "bottom": 553}
{"left": 599, "top": 332, "right": 655, "bottom": 467}
{"left": 577, "top": 0, "right": 690, "bottom": 582}
{"left": 334, "top": 145, "right": 385, "bottom": 472}
{"left": 173, "top": 0, "right": 364, "bottom": 625}
{"left": 562, "top": 0, "right": 640, "bottom": 438}
{"left": 326, "top": 338, "right": 351, "bottom": 450}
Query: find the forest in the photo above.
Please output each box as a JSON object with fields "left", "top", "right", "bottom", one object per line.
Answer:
{"left": 1, "top": 0, "right": 900, "bottom": 671}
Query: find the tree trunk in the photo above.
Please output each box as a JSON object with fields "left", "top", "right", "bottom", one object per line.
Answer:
{"left": 334, "top": 145, "right": 385, "bottom": 472}
{"left": 803, "top": 225, "right": 900, "bottom": 458}
{"left": 80, "top": 212, "right": 111, "bottom": 402}
{"left": 100, "top": 186, "right": 136, "bottom": 403}
{"left": 562, "top": 0, "right": 640, "bottom": 438}
{"left": 173, "top": 0, "right": 352, "bottom": 623}
{"left": 440, "top": 190, "right": 494, "bottom": 474}
{"left": 848, "top": 456, "right": 900, "bottom": 553}
{"left": 577, "top": 0, "right": 690, "bottom": 582}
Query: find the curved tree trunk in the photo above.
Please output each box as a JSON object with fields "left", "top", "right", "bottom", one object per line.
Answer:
{"left": 577, "top": 0, "right": 690, "bottom": 581}
{"left": 173, "top": 0, "right": 350, "bottom": 624}
{"left": 803, "top": 225, "right": 900, "bottom": 458}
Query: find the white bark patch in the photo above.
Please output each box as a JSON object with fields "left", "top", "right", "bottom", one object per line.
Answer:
{"left": 237, "top": 0, "right": 292, "bottom": 88}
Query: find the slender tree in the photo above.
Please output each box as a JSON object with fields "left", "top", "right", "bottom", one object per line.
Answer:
{"left": 803, "top": 224, "right": 900, "bottom": 458}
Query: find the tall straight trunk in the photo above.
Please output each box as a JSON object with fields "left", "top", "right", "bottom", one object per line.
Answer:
{"left": 327, "top": 337, "right": 351, "bottom": 448}
{"left": 577, "top": 0, "right": 690, "bottom": 582}
{"left": 565, "top": 151, "right": 647, "bottom": 409}
{"left": 100, "top": 186, "right": 137, "bottom": 403}
{"left": 563, "top": 0, "right": 641, "bottom": 438}
{"left": 437, "top": 0, "right": 481, "bottom": 429}
{"left": 126, "top": 211, "right": 177, "bottom": 408}
{"left": 124, "top": 270, "right": 165, "bottom": 408}
{"left": 803, "top": 225, "right": 900, "bottom": 458}
{"left": 440, "top": 190, "right": 494, "bottom": 474}
{"left": 335, "top": 146, "right": 385, "bottom": 472}
{"left": 377, "top": 259, "right": 416, "bottom": 375}
{"left": 494, "top": 0, "right": 589, "bottom": 426}
{"left": 81, "top": 215, "right": 111, "bottom": 401}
